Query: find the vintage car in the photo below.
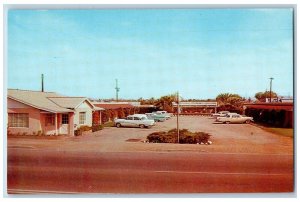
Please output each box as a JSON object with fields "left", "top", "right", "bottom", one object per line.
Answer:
{"left": 145, "top": 113, "right": 166, "bottom": 122}
{"left": 216, "top": 113, "right": 254, "bottom": 124}
{"left": 212, "top": 111, "right": 230, "bottom": 118}
{"left": 114, "top": 114, "right": 155, "bottom": 128}
{"left": 153, "top": 111, "right": 171, "bottom": 119}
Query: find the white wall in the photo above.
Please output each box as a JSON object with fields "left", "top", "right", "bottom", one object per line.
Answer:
{"left": 74, "top": 101, "right": 93, "bottom": 128}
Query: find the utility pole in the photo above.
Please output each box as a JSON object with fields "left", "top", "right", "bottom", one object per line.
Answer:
{"left": 269, "top": 77, "right": 274, "bottom": 103}
{"left": 177, "top": 91, "right": 180, "bottom": 144}
{"left": 41, "top": 74, "right": 44, "bottom": 92}
{"left": 115, "top": 79, "right": 120, "bottom": 102}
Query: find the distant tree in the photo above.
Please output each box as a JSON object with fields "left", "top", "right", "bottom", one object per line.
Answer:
{"left": 155, "top": 94, "right": 177, "bottom": 112}
{"left": 216, "top": 93, "right": 243, "bottom": 106}
{"left": 117, "top": 108, "right": 125, "bottom": 118}
{"left": 255, "top": 91, "right": 278, "bottom": 102}
{"left": 147, "top": 97, "right": 156, "bottom": 105}
{"left": 216, "top": 93, "right": 244, "bottom": 113}
{"left": 137, "top": 97, "right": 145, "bottom": 105}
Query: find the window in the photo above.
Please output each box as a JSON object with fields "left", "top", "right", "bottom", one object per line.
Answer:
{"left": 79, "top": 112, "right": 86, "bottom": 124}
{"left": 134, "top": 117, "right": 140, "bottom": 120}
{"left": 45, "top": 114, "right": 55, "bottom": 126}
{"left": 62, "top": 114, "right": 69, "bottom": 124}
{"left": 8, "top": 113, "right": 29, "bottom": 127}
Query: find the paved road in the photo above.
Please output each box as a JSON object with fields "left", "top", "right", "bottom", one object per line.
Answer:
{"left": 7, "top": 149, "right": 294, "bottom": 194}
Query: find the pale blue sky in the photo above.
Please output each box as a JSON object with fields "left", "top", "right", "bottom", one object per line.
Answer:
{"left": 7, "top": 8, "right": 294, "bottom": 99}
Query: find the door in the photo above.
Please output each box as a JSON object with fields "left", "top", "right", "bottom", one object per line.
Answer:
{"left": 60, "top": 113, "right": 69, "bottom": 134}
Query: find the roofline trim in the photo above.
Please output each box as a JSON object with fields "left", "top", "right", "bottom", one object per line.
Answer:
{"left": 74, "top": 98, "right": 94, "bottom": 110}
{"left": 8, "top": 96, "right": 74, "bottom": 113}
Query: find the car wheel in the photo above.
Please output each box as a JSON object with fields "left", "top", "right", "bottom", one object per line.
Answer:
{"left": 225, "top": 121, "right": 230, "bottom": 124}
{"left": 116, "top": 123, "right": 121, "bottom": 128}
{"left": 139, "top": 124, "right": 145, "bottom": 129}
{"left": 245, "top": 120, "right": 250, "bottom": 124}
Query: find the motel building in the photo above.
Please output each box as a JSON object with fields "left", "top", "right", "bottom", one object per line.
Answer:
{"left": 243, "top": 102, "right": 294, "bottom": 128}
{"left": 7, "top": 89, "right": 104, "bottom": 136}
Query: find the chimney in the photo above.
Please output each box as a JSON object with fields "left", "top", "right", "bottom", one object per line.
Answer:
{"left": 41, "top": 74, "right": 44, "bottom": 92}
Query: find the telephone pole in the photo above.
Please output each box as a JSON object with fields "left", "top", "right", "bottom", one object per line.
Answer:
{"left": 115, "top": 79, "right": 120, "bottom": 102}
{"left": 41, "top": 74, "right": 44, "bottom": 92}
{"left": 269, "top": 77, "right": 274, "bottom": 103}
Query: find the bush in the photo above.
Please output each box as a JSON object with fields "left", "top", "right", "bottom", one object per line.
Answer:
{"left": 75, "top": 125, "right": 92, "bottom": 136}
{"left": 147, "top": 128, "right": 211, "bottom": 144}
{"left": 103, "top": 122, "right": 114, "bottom": 127}
{"left": 74, "top": 129, "right": 82, "bottom": 136}
{"left": 78, "top": 125, "right": 92, "bottom": 132}
{"left": 92, "top": 124, "right": 103, "bottom": 132}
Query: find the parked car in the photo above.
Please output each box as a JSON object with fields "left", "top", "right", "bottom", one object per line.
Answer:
{"left": 145, "top": 113, "right": 166, "bottom": 122}
{"left": 114, "top": 114, "right": 155, "bottom": 128}
{"left": 216, "top": 113, "right": 254, "bottom": 124}
{"left": 212, "top": 111, "right": 230, "bottom": 118}
{"left": 153, "top": 111, "right": 171, "bottom": 119}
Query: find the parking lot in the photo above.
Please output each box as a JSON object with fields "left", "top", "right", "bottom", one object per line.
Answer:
{"left": 8, "top": 116, "right": 293, "bottom": 155}
{"left": 7, "top": 116, "right": 294, "bottom": 193}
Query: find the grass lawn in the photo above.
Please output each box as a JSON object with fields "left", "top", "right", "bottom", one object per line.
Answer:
{"left": 263, "top": 127, "right": 293, "bottom": 138}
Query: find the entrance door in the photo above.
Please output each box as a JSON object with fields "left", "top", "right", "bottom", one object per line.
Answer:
{"left": 60, "top": 113, "right": 69, "bottom": 134}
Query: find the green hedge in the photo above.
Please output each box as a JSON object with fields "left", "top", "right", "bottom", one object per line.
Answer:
{"left": 92, "top": 124, "right": 103, "bottom": 132}
{"left": 147, "top": 128, "right": 211, "bottom": 144}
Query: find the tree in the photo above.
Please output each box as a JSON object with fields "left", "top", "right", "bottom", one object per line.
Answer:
{"left": 216, "top": 93, "right": 243, "bottom": 106}
{"left": 216, "top": 93, "right": 244, "bottom": 113}
{"left": 155, "top": 94, "right": 177, "bottom": 112}
{"left": 255, "top": 91, "right": 278, "bottom": 102}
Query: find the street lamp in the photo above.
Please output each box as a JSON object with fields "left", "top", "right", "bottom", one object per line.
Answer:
{"left": 269, "top": 77, "right": 274, "bottom": 103}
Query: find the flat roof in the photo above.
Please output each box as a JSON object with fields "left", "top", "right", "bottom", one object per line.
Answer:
{"left": 243, "top": 103, "right": 293, "bottom": 111}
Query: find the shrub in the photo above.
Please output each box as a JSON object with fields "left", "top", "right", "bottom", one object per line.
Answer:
{"left": 74, "top": 129, "right": 82, "bottom": 136}
{"left": 103, "top": 122, "right": 114, "bottom": 127}
{"left": 147, "top": 131, "right": 167, "bottom": 143}
{"left": 147, "top": 128, "right": 211, "bottom": 144}
{"left": 78, "top": 125, "right": 92, "bottom": 132}
{"left": 92, "top": 124, "right": 103, "bottom": 132}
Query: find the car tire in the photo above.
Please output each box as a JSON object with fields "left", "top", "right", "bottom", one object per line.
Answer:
{"left": 116, "top": 123, "right": 121, "bottom": 128}
{"left": 225, "top": 121, "right": 230, "bottom": 124}
{"left": 139, "top": 124, "right": 145, "bottom": 129}
{"left": 245, "top": 120, "right": 250, "bottom": 124}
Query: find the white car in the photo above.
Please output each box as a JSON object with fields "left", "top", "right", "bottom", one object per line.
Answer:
{"left": 212, "top": 111, "right": 230, "bottom": 118}
{"left": 216, "top": 113, "right": 253, "bottom": 124}
{"left": 153, "top": 111, "right": 171, "bottom": 119}
{"left": 145, "top": 113, "right": 166, "bottom": 122}
{"left": 114, "top": 114, "right": 155, "bottom": 128}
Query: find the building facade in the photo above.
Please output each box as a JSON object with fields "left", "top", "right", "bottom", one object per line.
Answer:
{"left": 7, "top": 89, "right": 103, "bottom": 136}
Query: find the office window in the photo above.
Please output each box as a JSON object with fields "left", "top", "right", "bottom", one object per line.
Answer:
{"left": 79, "top": 112, "right": 86, "bottom": 124}
{"left": 62, "top": 114, "right": 69, "bottom": 124}
{"left": 8, "top": 113, "right": 29, "bottom": 127}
